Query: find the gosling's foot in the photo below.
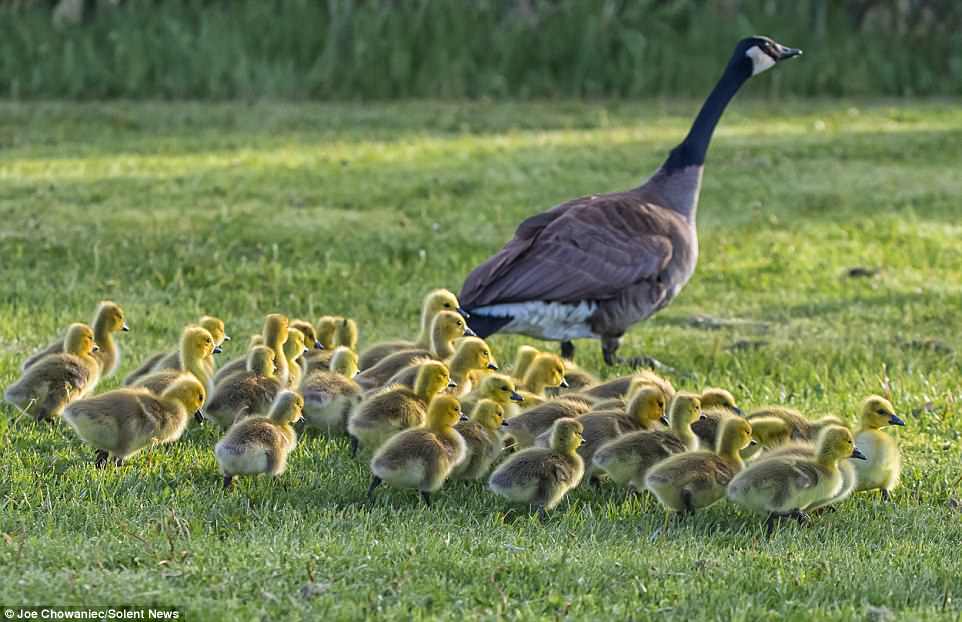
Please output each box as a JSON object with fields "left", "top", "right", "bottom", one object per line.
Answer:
{"left": 94, "top": 450, "right": 108, "bottom": 469}
{"left": 223, "top": 475, "right": 234, "bottom": 490}
{"left": 367, "top": 475, "right": 382, "bottom": 501}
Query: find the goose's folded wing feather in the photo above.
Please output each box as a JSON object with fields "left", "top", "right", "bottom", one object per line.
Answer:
{"left": 461, "top": 194, "right": 675, "bottom": 307}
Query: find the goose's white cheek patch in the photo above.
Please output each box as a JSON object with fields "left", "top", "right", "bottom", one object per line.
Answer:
{"left": 746, "top": 46, "right": 776, "bottom": 75}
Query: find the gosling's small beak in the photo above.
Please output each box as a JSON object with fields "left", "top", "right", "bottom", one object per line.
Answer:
{"left": 733, "top": 406, "right": 744, "bottom": 416}
{"left": 559, "top": 379, "right": 570, "bottom": 389}
{"left": 510, "top": 391, "right": 524, "bottom": 402}
{"left": 487, "top": 362, "right": 499, "bottom": 370}
{"left": 459, "top": 415, "right": 469, "bottom": 422}
{"left": 213, "top": 346, "right": 223, "bottom": 354}
{"left": 194, "top": 411, "right": 204, "bottom": 424}
{"left": 660, "top": 415, "right": 669, "bottom": 425}
{"left": 91, "top": 345, "right": 100, "bottom": 352}
{"left": 850, "top": 447, "right": 867, "bottom": 461}
{"left": 314, "top": 340, "right": 324, "bottom": 350}
{"left": 122, "top": 323, "right": 130, "bottom": 332}
{"left": 776, "top": 44, "right": 802, "bottom": 60}
{"left": 457, "top": 307, "right": 471, "bottom": 319}
{"left": 699, "top": 414, "right": 707, "bottom": 421}
{"left": 889, "top": 414, "right": 905, "bottom": 426}
{"left": 223, "top": 335, "right": 231, "bottom": 341}
{"left": 501, "top": 421, "right": 510, "bottom": 428}
{"left": 448, "top": 380, "right": 458, "bottom": 388}
{"left": 463, "top": 326, "right": 477, "bottom": 337}
{"left": 750, "top": 439, "right": 758, "bottom": 446}
{"left": 303, "top": 347, "right": 309, "bottom": 354}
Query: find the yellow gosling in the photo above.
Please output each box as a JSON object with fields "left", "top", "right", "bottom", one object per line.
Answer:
{"left": 358, "top": 289, "right": 463, "bottom": 370}
{"left": 23, "top": 301, "right": 128, "bottom": 377}
{"left": 204, "top": 345, "right": 282, "bottom": 430}
{"left": 5, "top": 323, "right": 101, "bottom": 421}
{"left": 645, "top": 417, "right": 753, "bottom": 514}
{"left": 368, "top": 394, "right": 467, "bottom": 505}
{"left": 852, "top": 395, "right": 904, "bottom": 500}
{"left": 746, "top": 406, "right": 845, "bottom": 442}
{"left": 300, "top": 347, "right": 363, "bottom": 435}
{"left": 380, "top": 337, "right": 496, "bottom": 396}
{"left": 62, "top": 375, "right": 205, "bottom": 468}
{"left": 458, "top": 373, "right": 525, "bottom": 419}
{"left": 213, "top": 314, "right": 289, "bottom": 384}
{"left": 581, "top": 370, "right": 675, "bottom": 402}
{"left": 509, "top": 345, "right": 540, "bottom": 383}
{"left": 452, "top": 399, "right": 507, "bottom": 481}
{"left": 591, "top": 393, "right": 702, "bottom": 491}
{"left": 215, "top": 390, "right": 303, "bottom": 489}
{"left": 347, "top": 360, "right": 452, "bottom": 457}
{"left": 488, "top": 418, "right": 585, "bottom": 520}
{"left": 727, "top": 425, "right": 866, "bottom": 536}
{"left": 133, "top": 325, "right": 220, "bottom": 398}
{"left": 517, "top": 353, "right": 569, "bottom": 403}
{"left": 283, "top": 327, "right": 310, "bottom": 387}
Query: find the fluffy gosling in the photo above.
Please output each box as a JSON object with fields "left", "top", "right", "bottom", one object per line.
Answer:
{"left": 215, "top": 390, "right": 303, "bottom": 489}
{"left": 727, "top": 425, "right": 866, "bottom": 536}
{"left": 645, "top": 417, "right": 753, "bottom": 514}
{"left": 23, "top": 301, "right": 128, "bottom": 377}
{"left": 381, "top": 337, "right": 497, "bottom": 395}
{"left": 132, "top": 325, "right": 221, "bottom": 399}
{"left": 457, "top": 373, "right": 525, "bottom": 419}
{"left": 488, "top": 418, "right": 585, "bottom": 520}
{"left": 214, "top": 314, "right": 289, "bottom": 385}
{"left": 368, "top": 394, "right": 467, "bottom": 505}
{"left": 62, "top": 375, "right": 206, "bottom": 468}
{"left": 852, "top": 395, "right": 904, "bottom": 501}
{"left": 299, "top": 346, "right": 362, "bottom": 435}
{"left": 204, "top": 345, "right": 281, "bottom": 429}
{"left": 517, "top": 353, "right": 569, "bottom": 404}
{"left": 746, "top": 406, "right": 845, "bottom": 442}
{"left": 452, "top": 399, "right": 507, "bottom": 481}
{"left": 502, "top": 397, "right": 591, "bottom": 449}
{"left": 5, "top": 323, "right": 101, "bottom": 421}
{"left": 347, "top": 360, "right": 453, "bottom": 456}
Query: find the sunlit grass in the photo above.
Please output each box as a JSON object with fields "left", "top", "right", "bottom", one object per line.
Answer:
{"left": 1, "top": 101, "right": 961, "bottom": 619}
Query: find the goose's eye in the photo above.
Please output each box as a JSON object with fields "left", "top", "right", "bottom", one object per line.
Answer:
{"left": 444, "top": 303, "right": 452, "bottom": 308}
{"left": 877, "top": 409, "right": 887, "bottom": 415}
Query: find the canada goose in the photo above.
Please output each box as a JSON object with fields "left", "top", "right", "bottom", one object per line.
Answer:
{"left": 852, "top": 395, "right": 904, "bottom": 501}
{"left": 215, "top": 390, "right": 303, "bottom": 489}
{"left": 355, "top": 311, "right": 471, "bottom": 390}
{"left": 347, "top": 360, "right": 452, "bottom": 456}
{"left": 510, "top": 345, "right": 540, "bottom": 383}
{"left": 452, "top": 399, "right": 507, "bottom": 480}
{"left": 591, "top": 392, "right": 702, "bottom": 490}
{"left": 204, "top": 345, "right": 281, "bottom": 430}
{"left": 299, "top": 347, "right": 362, "bottom": 435}
{"left": 488, "top": 417, "right": 585, "bottom": 519}
{"left": 62, "top": 375, "right": 206, "bottom": 467}
{"left": 368, "top": 394, "right": 467, "bottom": 506}
{"left": 283, "top": 327, "right": 310, "bottom": 387}
{"left": 132, "top": 325, "right": 220, "bottom": 399}
{"left": 379, "top": 337, "right": 496, "bottom": 395}
{"left": 746, "top": 406, "right": 845, "bottom": 442}
{"left": 645, "top": 417, "right": 753, "bottom": 514}
{"left": 727, "top": 425, "right": 866, "bottom": 536}
{"left": 458, "top": 373, "right": 525, "bottom": 418}
{"left": 503, "top": 396, "right": 592, "bottom": 449}
{"left": 460, "top": 37, "right": 801, "bottom": 367}
{"left": 358, "top": 289, "right": 467, "bottom": 370}
{"left": 535, "top": 386, "right": 666, "bottom": 482}
{"left": 690, "top": 387, "right": 743, "bottom": 447}
{"left": 23, "top": 301, "right": 128, "bottom": 377}
{"left": 580, "top": 370, "right": 676, "bottom": 402}
{"left": 5, "top": 323, "right": 101, "bottom": 421}
{"left": 213, "top": 314, "right": 289, "bottom": 385}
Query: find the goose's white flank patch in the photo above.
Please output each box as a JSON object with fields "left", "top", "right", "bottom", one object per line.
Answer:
{"left": 746, "top": 46, "right": 776, "bottom": 76}
{"left": 474, "top": 301, "right": 599, "bottom": 340}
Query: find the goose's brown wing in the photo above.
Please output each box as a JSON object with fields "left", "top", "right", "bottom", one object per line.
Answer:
{"left": 460, "top": 193, "right": 674, "bottom": 307}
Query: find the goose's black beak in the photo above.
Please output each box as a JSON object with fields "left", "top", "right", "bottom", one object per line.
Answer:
{"left": 850, "top": 447, "right": 867, "bottom": 460}
{"left": 487, "top": 362, "right": 499, "bottom": 370}
{"left": 776, "top": 44, "right": 802, "bottom": 60}
{"left": 660, "top": 415, "right": 669, "bottom": 425}
{"left": 457, "top": 307, "right": 470, "bottom": 319}
{"left": 889, "top": 414, "right": 905, "bottom": 426}
{"left": 510, "top": 391, "right": 524, "bottom": 402}
{"left": 194, "top": 411, "right": 204, "bottom": 424}
{"left": 213, "top": 346, "right": 223, "bottom": 354}
{"left": 122, "top": 323, "right": 130, "bottom": 332}
{"left": 463, "top": 326, "right": 477, "bottom": 337}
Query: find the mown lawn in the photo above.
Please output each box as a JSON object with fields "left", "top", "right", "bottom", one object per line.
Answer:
{"left": 1, "top": 100, "right": 961, "bottom": 620}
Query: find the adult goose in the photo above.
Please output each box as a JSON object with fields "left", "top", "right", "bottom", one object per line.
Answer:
{"left": 459, "top": 37, "right": 800, "bottom": 367}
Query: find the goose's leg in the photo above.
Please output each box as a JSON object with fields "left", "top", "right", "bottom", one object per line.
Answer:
{"left": 880, "top": 489, "right": 890, "bottom": 502}
{"left": 560, "top": 341, "right": 575, "bottom": 361}
{"left": 765, "top": 513, "right": 778, "bottom": 537}
{"left": 94, "top": 450, "right": 109, "bottom": 469}
{"left": 420, "top": 491, "right": 432, "bottom": 507}
{"left": 601, "top": 335, "right": 678, "bottom": 373}
{"left": 223, "top": 475, "right": 233, "bottom": 490}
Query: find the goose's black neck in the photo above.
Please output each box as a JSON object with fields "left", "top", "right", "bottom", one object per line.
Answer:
{"left": 662, "top": 58, "right": 751, "bottom": 173}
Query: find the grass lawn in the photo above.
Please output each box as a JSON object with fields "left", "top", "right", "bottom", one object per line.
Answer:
{"left": 1, "top": 99, "right": 962, "bottom": 620}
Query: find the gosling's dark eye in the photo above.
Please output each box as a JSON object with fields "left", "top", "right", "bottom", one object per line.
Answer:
{"left": 444, "top": 303, "right": 452, "bottom": 308}
{"left": 877, "top": 409, "right": 887, "bottom": 415}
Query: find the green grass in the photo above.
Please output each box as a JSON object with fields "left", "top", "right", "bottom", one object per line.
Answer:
{"left": 2, "top": 99, "right": 962, "bottom": 620}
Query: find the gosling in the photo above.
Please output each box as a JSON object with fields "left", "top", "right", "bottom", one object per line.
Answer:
{"left": 62, "top": 375, "right": 206, "bottom": 468}
{"left": 215, "top": 390, "right": 304, "bottom": 489}
{"left": 368, "top": 394, "right": 467, "bottom": 506}
{"left": 488, "top": 418, "right": 585, "bottom": 520}
{"left": 452, "top": 399, "right": 508, "bottom": 481}
{"left": 299, "top": 346, "right": 362, "bottom": 435}
{"left": 23, "top": 300, "right": 128, "bottom": 377}
{"left": 204, "top": 345, "right": 281, "bottom": 429}
{"left": 852, "top": 395, "right": 904, "bottom": 501}
{"left": 132, "top": 325, "right": 221, "bottom": 399}
{"left": 5, "top": 323, "right": 101, "bottom": 421}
